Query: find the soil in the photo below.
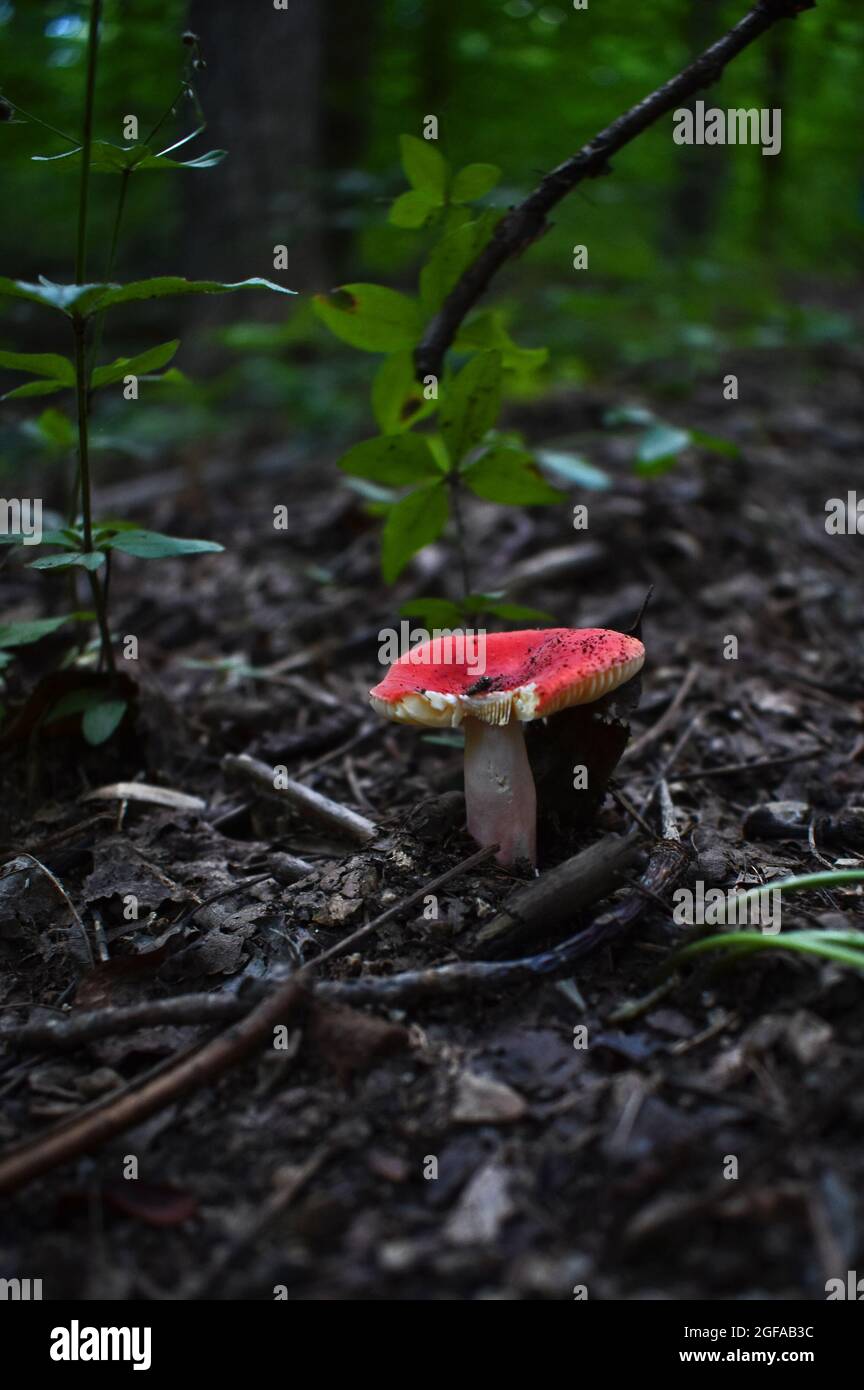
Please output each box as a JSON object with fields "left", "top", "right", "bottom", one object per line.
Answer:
{"left": 1, "top": 339, "right": 863, "bottom": 1301}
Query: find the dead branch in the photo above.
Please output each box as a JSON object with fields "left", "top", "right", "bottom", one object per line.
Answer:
{"left": 0, "top": 976, "right": 309, "bottom": 1196}
{"left": 472, "top": 831, "right": 644, "bottom": 955}
{"left": 0, "top": 845, "right": 495, "bottom": 1193}
{"left": 414, "top": 0, "right": 816, "bottom": 381}
{"left": 0, "top": 852, "right": 94, "bottom": 968}
{"left": 222, "top": 751, "right": 378, "bottom": 843}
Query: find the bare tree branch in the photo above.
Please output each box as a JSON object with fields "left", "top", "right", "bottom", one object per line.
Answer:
{"left": 414, "top": 0, "right": 816, "bottom": 381}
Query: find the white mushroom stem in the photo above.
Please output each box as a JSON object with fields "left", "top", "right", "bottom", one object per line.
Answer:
{"left": 463, "top": 715, "right": 536, "bottom": 868}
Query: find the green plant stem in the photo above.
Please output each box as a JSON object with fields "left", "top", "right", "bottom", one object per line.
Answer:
{"left": 105, "top": 168, "right": 131, "bottom": 280}
{"left": 730, "top": 869, "right": 864, "bottom": 909}
{"left": 74, "top": 0, "right": 103, "bottom": 285}
{"left": 85, "top": 166, "right": 132, "bottom": 405}
{"left": 142, "top": 80, "right": 190, "bottom": 148}
{"left": 448, "top": 477, "right": 472, "bottom": 599}
{"left": 3, "top": 99, "right": 80, "bottom": 147}
{"left": 73, "top": 318, "right": 113, "bottom": 673}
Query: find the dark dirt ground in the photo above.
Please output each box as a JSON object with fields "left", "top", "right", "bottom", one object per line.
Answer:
{"left": 1, "top": 337, "right": 863, "bottom": 1301}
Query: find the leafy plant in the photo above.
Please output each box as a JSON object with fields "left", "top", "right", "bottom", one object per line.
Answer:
{"left": 669, "top": 871, "right": 864, "bottom": 975}
{"left": 603, "top": 405, "right": 738, "bottom": 477}
{"left": 313, "top": 135, "right": 740, "bottom": 614}
{"left": 0, "top": 10, "right": 293, "bottom": 741}
{"left": 313, "top": 134, "right": 568, "bottom": 618}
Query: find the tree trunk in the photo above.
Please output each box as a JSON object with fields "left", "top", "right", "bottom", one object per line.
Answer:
{"left": 181, "top": 0, "right": 324, "bottom": 318}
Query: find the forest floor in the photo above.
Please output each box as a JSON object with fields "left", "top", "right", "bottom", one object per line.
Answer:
{"left": 1, "top": 338, "right": 863, "bottom": 1301}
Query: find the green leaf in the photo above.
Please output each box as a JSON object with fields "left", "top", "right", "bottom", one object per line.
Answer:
{"left": 0, "top": 350, "right": 74, "bottom": 381}
{"left": 102, "top": 530, "right": 224, "bottom": 559}
{"left": 381, "top": 481, "right": 449, "bottom": 584}
{"left": 0, "top": 277, "right": 105, "bottom": 313}
{"left": 439, "top": 350, "right": 503, "bottom": 465}
{"left": 339, "top": 435, "right": 439, "bottom": 486}
{"left": 313, "top": 284, "right": 422, "bottom": 354}
{"left": 690, "top": 429, "right": 740, "bottom": 459}
{"left": 45, "top": 688, "right": 107, "bottom": 723}
{"left": 83, "top": 277, "right": 294, "bottom": 316}
{"left": 462, "top": 445, "right": 564, "bottom": 505}
{"left": 389, "top": 190, "right": 438, "bottom": 229}
{"left": 451, "top": 163, "right": 500, "bottom": 204}
{"left": 399, "top": 134, "right": 448, "bottom": 204}
{"left": 38, "top": 529, "right": 84, "bottom": 549}
{"left": 92, "top": 518, "right": 150, "bottom": 539}
{"left": 535, "top": 450, "right": 610, "bottom": 490}
{"left": 454, "top": 311, "right": 548, "bottom": 374}
{"left": 91, "top": 339, "right": 180, "bottom": 388}
{"left": 0, "top": 527, "right": 78, "bottom": 551}
{"left": 419, "top": 211, "right": 501, "bottom": 314}
{"left": 399, "top": 597, "right": 467, "bottom": 627}
{"left": 34, "top": 139, "right": 226, "bottom": 173}
{"left": 464, "top": 596, "right": 556, "bottom": 623}
{"left": 342, "top": 477, "right": 399, "bottom": 509}
{"left": 636, "top": 422, "right": 691, "bottom": 475}
{"left": 0, "top": 615, "right": 78, "bottom": 649}
{"left": 2, "top": 378, "right": 68, "bottom": 400}
{"left": 604, "top": 405, "right": 655, "bottom": 428}
{"left": 83, "top": 698, "right": 128, "bottom": 746}
{"left": 0, "top": 276, "right": 294, "bottom": 318}
{"left": 22, "top": 408, "right": 76, "bottom": 449}
{"left": 126, "top": 146, "right": 226, "bottom": 172}
{"left": 372, "top": 352, "right": 436, "bottom": 434}
{"left": 28, "top": 551, "right": 105, "bottom": 572}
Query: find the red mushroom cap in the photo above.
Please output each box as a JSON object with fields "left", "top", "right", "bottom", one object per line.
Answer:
{"left": 370, "top": 628, "right": 645, "bottom": 728}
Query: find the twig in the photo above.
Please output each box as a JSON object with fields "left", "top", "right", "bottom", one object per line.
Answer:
{"left": 656, "top": 779, "right": 681, "bottom": 841}
{"left": 472, "top": 832, "right": 643, "bottom": 954}
{"left": 638, "top": 709, "right": 704, "bottom": 814}
{"left": 0, "top": 811, "right": 113, "bottom": 861}
{"left": 223, "top": 752, "right": 378, "bottom": 843}
{"left": 0, "top": 853, "right": 94, "bottom": 968}
{"left": 414, "top": 0, "right": 816, "bottom": 379}
{"left": 0, "top": 977, "right": 309, "bottom": 1196}
{"left": 0, "top": 847, "right": 496, "bottom": 1192}
{"left": 310, "top": 843, "right": 499, "bottom": 969}
{"left": 0, "top": 839, "right": 692, "bottom": 1051}
{"left": 671, "top": 747, "right": 821, "bottom": 782}
{"left": 185, "top": 1147, "right": 333, "bottom": 1299}
{"left": 623, "top": 663, "right": 701, "bottom": 764}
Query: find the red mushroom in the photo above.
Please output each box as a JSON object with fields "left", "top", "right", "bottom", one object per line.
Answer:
{"left": 370, "top": 628, "right": 645, "bottom": 867}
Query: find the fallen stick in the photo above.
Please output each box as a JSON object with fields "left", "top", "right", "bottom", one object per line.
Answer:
{"left": 414, "top": 0, "right": 816, "bottom": 380}
{"left": 623, "top": 664, "right": 701, "bottom": 764}
{"left": 81, "top": 782, "right": 206, "bottom": 812}
{"left": 0, "top": 839, "right": 690, "bottom": 1047}
{"left": 669, "top": 747, "right": 822, "bottom": 782}
{"left": 309, "top": 842, "right": 499, "bottom": 969}
{"left": 223, "top": 752, "right": 377, "bottom": 843}
{"left": 472, "top": 831, "right": 643, "bottom": 955}
{"left": 0, "top": 852, "right": 94, "bottom": 968}
{"left": 0, "top": 845, "right": 495, "bottom": 1193}
{"left": 0, "top": 977, "right": 309, "bottom": 1196}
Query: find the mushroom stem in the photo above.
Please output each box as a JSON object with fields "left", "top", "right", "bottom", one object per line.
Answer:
{"left": 463, "top": 715, "right": 537, "bottom": 868}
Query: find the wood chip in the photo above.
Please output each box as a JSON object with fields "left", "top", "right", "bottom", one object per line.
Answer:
{"left": 81, "top": 783, "right": 207, "bottom": 812}
{"left": 452, "top": 1070, "right": 527, "bottom": 1124}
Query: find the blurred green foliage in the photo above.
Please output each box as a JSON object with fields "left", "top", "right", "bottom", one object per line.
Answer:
{"left": 1, "top": 0, "right": 861, "bottom": 459}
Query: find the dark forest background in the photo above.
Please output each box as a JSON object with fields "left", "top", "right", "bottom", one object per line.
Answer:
{"left": 0, "top": 0, "right": 861, "bottom": 476}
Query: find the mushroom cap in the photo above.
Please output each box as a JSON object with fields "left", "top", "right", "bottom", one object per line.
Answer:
{"left": 369, "top": 628, "right": 645, "bottom": 729}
